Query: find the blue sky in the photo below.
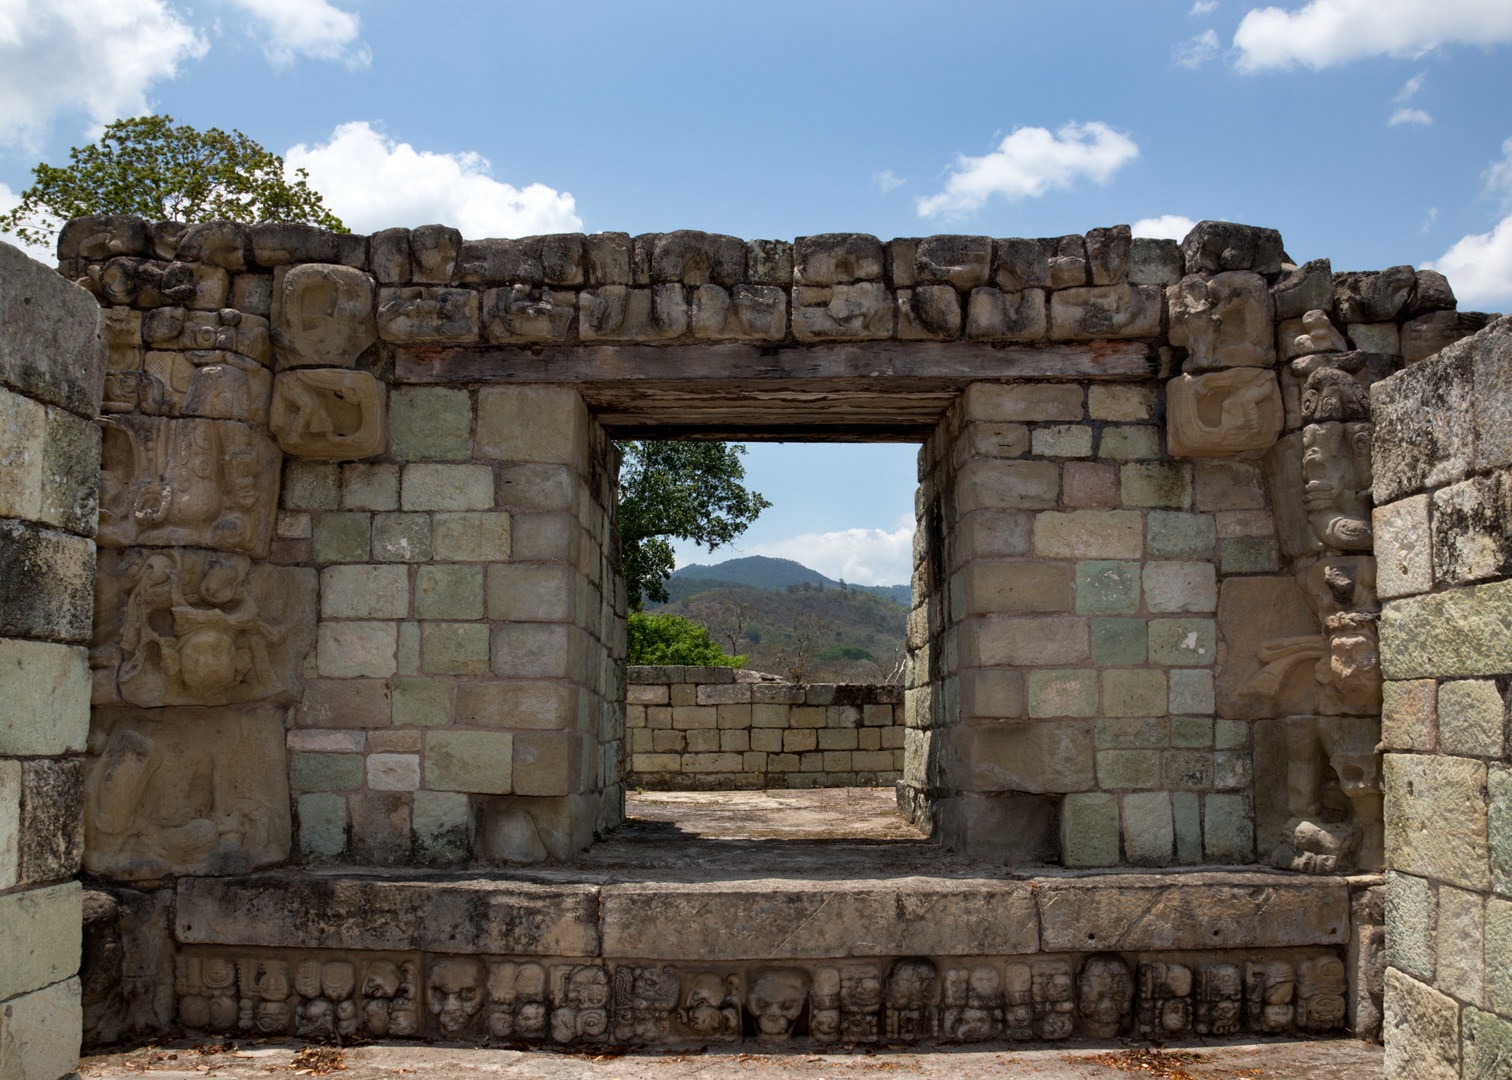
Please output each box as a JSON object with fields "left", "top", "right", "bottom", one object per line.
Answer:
{"left": 3, "top": 0, "right": 1511, "bottom": 585}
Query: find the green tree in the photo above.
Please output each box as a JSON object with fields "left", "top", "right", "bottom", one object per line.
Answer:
{"left": 626, "top": 612, "right": 745, "bottom": 667}
{"left": 616, "top": 441, "right": 770, "bottom": 609}
{"left": 0, "top": 114, "right": 344, "bottom": 248}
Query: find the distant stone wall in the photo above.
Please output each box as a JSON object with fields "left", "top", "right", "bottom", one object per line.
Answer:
{"left": 0, "top": 242, "right": 104, "bottom": 1080}
{"left": 1372, "top": 315, "right": 1512, "bottom": 1076}
{"left": 625, "top": 667, "right": 902, "bottom": 789}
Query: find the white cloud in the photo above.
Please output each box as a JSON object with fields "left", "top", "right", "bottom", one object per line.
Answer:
{"left": 1389, "top": 108, "right": 1433, "bottom": 126}
{"left": 746, "top": 520, "right": 915, "bottom": 587}
{"left": 1132, "top": 214, "right": 1198, "bottom": 241}
{"left": 222, "top": 0, "right": 368, "bottom": 67}
{"left": 1174, "top": 29, "right": 1221, "bottom": 67}
{"left": 916, "top": 122, "right": 1139, "bottom": 219}
{"left": 1395, "top": 72, "right": 1426, "bottom": 101}
{"left": 1421, "top": 206, "right": 1439, "bottom": 235}
{"left": 0, "top": 0, "right": 206, "bottom": 148}
{"left": 0, "top": 181, "right": 18, "bottom": 217}
{"left": 1233, "top": 0, "right": 1512, "bottom": 72}
{"left": 873, "top": 169, "right": 905, "bottom": 193}
{"left": 1191, "top": 1, "right": 1219, "bottom": 13}
{"left": 284, "top": 121, "right": 583, "bottom": 237}
{"left": 1426, "top": 214, "right": 1512, "bottom": 311}
{"left": 1487, "top": 137, "right": 1512, "bottom": 200}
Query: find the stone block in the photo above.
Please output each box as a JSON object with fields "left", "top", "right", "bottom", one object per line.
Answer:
{"left": 1062, "top": 792, "right": 1120, "bottom": 867}
{"left": 1464, "top": 1007, "right": 1512, "bottom": 1080}
{"left": 960, "top": 382, "right": 1084, "bottom": 422}
{"left": 1383, "top": 969, "right": 1460, "bottom": 1080}
{"left": 1146, "top": 511, "right": 1216, "bottom": 559}
{"left": 1097, "top": 716, "right": 1167, "bottom": 749}
{"left": 1219, "top": 537, "right": 1280, "bottom": 574}
{"left": 422, "top": 621, "right": 491, "bottom": 675}
{"left": 0, "top": 241, "right": 107, "bottom": 416}
{"left": 376, "top": 286, "right": 479, "bottom": 344}
{"left": 512, "top": 731, "right": 578, "bottom": 796}
{"left": 18, "top": 758, "right": 85, "bottom": 885}
{"left": 963, "top": 287, "right": 1046, "bottom": 340}
{"left": 363, "top": 754, "right": 419, "bottom": 792}
{"left": 954, "top": 720, "right": 1095, "bottom": 793}
{"left": 475, "top": 386, "right": 589, "bottom": 467}
{"left": 1433, "top": 472, "right": 1512, "bottom": 586}
{"left": 1386, "top": 753, "right": 1490, "bottom": 891}
{"left": 1062, "top": 460, "right": 1119, "bottom": 507}
{"left": 1034, "top": 510, "right": 1143, "bottom": 559}
{"left": 1203, "top": 792, "right": 1253, "bottom": 861}
{"left": 954, "top": 458, "right": 1060, "bottom": 512}
{"left": 969, "top": 616, "right": 1088, "bottom": 666}
{"left": 0, "top": 881, "right": 81, "bottom": 1001}
{"left": 1170, "top": 715, "right": 1214, "bottom": 748}
{"left": 1143, "top": 561, "right": 1217, "bottom": 613}
{"left": 1380, "top": 579, "right": 1512, "bottom": 679}
{"left": 1075, "top": 560, "right": 1140, "bottom": 614}
{"left": 1381, "top": 679, "right": 1436, "bottom": 752}
{"left": 297, "top": 792, "right": 347, "bottom": 856}
{"left": 1374, "top": 494, "right": 1433, "bottom": 600}
{"left": 1049, "top": 284, "right": 1161, "bottom": 339}
{"left": 1386, "top": 871, "right": 1436, "bottom": 982}
{"left": 290, "top": 751, "right": 363, "bottom": 792}
{"left": 1096, "top": 750, "right": 1160, "bottom": 789}
{"left": 793, "top": 233, "right": 885, "bottom": 286}
{"left": 1098, "top": 425, "right": 1162, "bottom": 462}
{"left": 1434, "top": 885, "right": 1486, "bottom": 1007}
{"left": 1438, "top": 679, "right": 1506, "bottom": 758}
{"left": 320, "top": 563, "right": 410, "bottom": 619}
{"left": 425, "top": 730, "right": 514, "bottom": 794}
{"left": 413, "top": 790, "right": 471, "bottom": 865}
{"left": 1192, "top": 461, "right": 1266, "bottom": 512}
{"left": 296, "top": 677, "right": 392, "bottom": 729}
{"left": 371, "top": 512, "right": 432, "bottom": 563}
{"left": 0, "top": 760, "right": 16, "bottom": 890}
{"left": 0, "top": 640, "right": 89, "bottom": 756}
{"left": 282, "top": 460, "right": 340, "bottom": 510}
{"left": 492, "top": 623, "right": 574, "bottom": 679}
{"left": 1027, "top": 668, "right": 1099, "bottom": 718}
{"left": 341, "top": 462, "right": 400, "bottom": 510}
{"left": 0, "top": 521, "right": 94, "bottom": 642}
{"left": 1091, "top": 617, "right": 1147, "bottom": 666}
{"left": 432, "top": 512, "right": 511, "bottom": 562}
{"left": 0, "top": 976, "right": 82, "bottom": 1080}
{"left": 1102, "top": 669, "right": 1168, "bottom": 717}
{"left": 286, "top": 729, "right": 366, "bottom": 752}
{"left": 401, "top": 463, "right": 494, "bottom": 511}
{"left": 1031, "top": 424, "right": 1093, "bottom": 458}
{"left": 33, "top": 410, "right": 98, "bottom": 533}
{"left": 963, "top": 559, "right": 1073, "bottom": 614}
{"left": 311, "top": 511, "right": 371, "bottom": 563}
{"left": 388, "top": 386, "right": 473, "bottom": 461}
{"left": 958, "top": 667, "right": 1025, "bottom": 719}
{"left": 415, "top": 564, "right": 485, "bottom": 620}
{"left": 317, "top": 621, "right": 397, "bottom": 678}
{"left": 1371, "top": 348, "right": 1473, "bottom": 503}
{"left": 950, "top": 510, "right": 1035, "bottom": 563}
{"left": 1127, "top": 237, "right": 1183, "bottom": 285}
{"left": 1180, "top": 222, "right": 1284, "bottom": 275}
{"left": 1120, "top": 462, "right": 1192, "bottom": 509}
{"left": 0, "top": 386, "right": 45, "bottom": 521}
{"left": 1123, "top": 791, "right": 1174, "bottom": 864}
{"left": 1148, "top": 618, "right": 1216, "bottom": 667}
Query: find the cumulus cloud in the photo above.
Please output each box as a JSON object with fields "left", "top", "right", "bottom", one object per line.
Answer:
{"left": 873, "top": 169, "right": 905, "bottom": 193}
{"left": 1233, "top": 0, "right": 1512, "bottom": 72}
{"left": 1426, "top": 215, "right": 1512, "bottom": 312}
{"left": 0, "top": 0, "right": 206, "bottom": 148}
{"left": 916, "top": 122, "right": 1139, "bottom": 219}
{"left": 1174, "top": 29, "right": 1221, "bottom": 67}
{"left": 222, "top": 0, "right": 368, "bottom": 67}
{"left": 284, "top": 121, "right": 583, "bottom": 237}
{"left": 1132, "top": 215, "right": 1198, "bottom": 240}
{"left": 747, "top": 520, "right": 915, "bottom": 588}
{"left": 1389, "top": 108, "right": 1433, "bottom": 126}
{"left": 1395, "top": 72, "right": 1427, "bottom": 101}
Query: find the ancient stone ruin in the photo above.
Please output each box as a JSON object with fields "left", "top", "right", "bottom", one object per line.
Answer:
{"left": 1, "top": 215, "right": 1510, "bottom": 1075}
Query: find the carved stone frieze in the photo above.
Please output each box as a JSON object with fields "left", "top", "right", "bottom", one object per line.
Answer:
{"left": 274, "top": 263, "right": 377, "bottom": 368}
{"left": 578, "top": 285, "right": 688, "bottom": 342}
{"left": 884, "top": 958, "right": 939, "bottom": 1041}
{"left": 85, "top": 706, "right": 292, "bottom": 881}
{"left": 551, "top": 963, "right": 610, "bottom": 1043}
{"left": 1032, "top": 959, "right": 1075, "bottom": 1040}
{"left": 1136, "top": 962, "right": 1193, "bottom": 1038}
{"left": 611, "top": 964, "right": 681, "bottom": 1043}
{"left": 93, "top": 549, "right": 315, "bottom": 708}
{"left": 269, "top": 368, "right": 387, "bottom": 460}
{"left": 749, "top": 968, "right": 810, "bottom": 1043}
{"left": 1166, "top": 368, "right": 1283, "bottom": 458}
{"left": 1167, "top": 271, "right": 1272, "bottom": 369}
{"left": 98, "top": 415, "right": 281, "bottom": 556}
{"left": 1076, "top": 954, "right": 1132, "bottom": 1038}
{"left": 1195, "top": 963, "right": 1243, "bottom": 1036}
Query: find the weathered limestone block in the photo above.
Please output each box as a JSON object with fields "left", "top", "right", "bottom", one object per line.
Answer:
{"left": 578, "top": 285, "right": 689, "bottom": 341}
{"left": 269, "top": 369, "right": 386, "bottom": 460}
{"left": 273, "top": 263, "right": 377, "bottom": 368}
{"left": 1075, "top": 954, "right": 1133, "bottom": 1037}
{"left": 1385, "top": 754, "right": 1490, "bottom": 892}
{"left": 1254, "top": 714, "right": 1382, "bottom": 874}
{"left": 248, "top": 224, "right": 346, "bottom": 267}
{"left": 1282, "top": 309, "right": 1347, "bottom": 360}
{"left": 964, "top": 288, "right": 1046, "bottom": 341}
{"left": 746, "top": 239, "right": 792, "bottom": 286}
{"left": 1049, "top": 284, "right": 1161, "bottom": 340}
{"left": 1348, "top": 322, "right": 1400, "bottom": 356}
{"left": 483, "top": 285, "right": 575, "bottom": 342}
{"left": 0, "top": 976, "right": 83, "bottom": 1079}
{"left": 1167, "top": 272, "right": 1273, "bottom": 369}
{"left": 951, "top": 720, "right": 1095, "bottom": 793}
{"left": 1180, "top": 221, "right": 1284, "bottom": 276}
{"left": 1263, "top": 434, "right": 1324, "bottom": 559}
{"left": 92, "top": 548, "right": 316, "bottom": 708}
{"left": 1333, "top": 266, "right": 1416, "bottom": 324}
{"left": 1127, "top": 237, "right": 1183, "bottom": 286}
{"left": 581, "top": 233, "right": 631, "bottom": 286}
{"left": 897, "top": 285, "right": 962, "bottom": 340}
{"left": 651, "top": 231, "right": 746, "bottom": 287}
{"left": 1431, "top": 472, "right": 1512, "bottom": 585}
{"left": 690, "top": 284, "right": 787, "bottom": 341}
{"left": 794, "top": 234, "right": 884, "bottom": 286}
{"left": 1402, "top": 310, "right": 1487, "bottom": 364}
{"left": 0, "top": 241, "right": 108, "bottom": 417}
{"left": 84, "top": 707, "right": 291, "bottom": 880}
{"left": 457, "top": 236, "right": 581, "bottom": 286}
{"left": 1379, "top": 578, "right": 1512, "bottom": 679}
{"left": 1166, "top": 369, "right": 1282, "bottom": 458}
{"left": 409, "top": 224, "right": 462, "bottom": 283}
{"left": 1136, "top": 961, "right": 1193, "bottom": 1038}
{"left": 370, "top": 228, "right": 412, "bottom": 284}
{"left": 1217, "top": 575, "right": 1320, "bottom": 719}
{"left": 1085, "top": 225, "right": 1131, "bottom": 286}
{"left": 125, "top": 350, "right": 271, "bottom": 426}
{"left": 58, "top": 215, "right": 153, "bottom": 261}
{"left": 376, "top": 286, "right": 480, "bottom": 344}
{"left": 1271, "top": 259, "right": 1332, "bottom": 321}
{"left": 913, "top": 235, "right": 991, "bottom": 289}
{"left": 176, "top": 222, "right": 249, "bottom": 271}
{"left": 98, "top": 414, "right": 280, "bottom": 556}
{"left": 792, "top": 282, "right": 892, "bottom": 340}
{"left": 1049, "top": 235, "right": 1088, "bottom": 288}
{"left": 175, "top": 308, "right": 272, "bottom": 365}
{"left": 18, "top": 758, "right": 87, "bottom": 885}
{"left": 992, "top": 237, "right": 1052, "bottom": 291}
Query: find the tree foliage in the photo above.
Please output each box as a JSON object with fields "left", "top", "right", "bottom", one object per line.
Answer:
{"left": 0, "top": 114, "right": 344, "bottom": 248}
{"left": 626, "top": 611, "right": 745, "bottom": 667}
{"left": 616, "top": 441, "right": 770, "bottom": 609}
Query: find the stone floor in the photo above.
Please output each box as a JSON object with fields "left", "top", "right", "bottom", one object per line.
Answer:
{"left": 77, "top": 1036, "right": 1384, "bottom": 1079}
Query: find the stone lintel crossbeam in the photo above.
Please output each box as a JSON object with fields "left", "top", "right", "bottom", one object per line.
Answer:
{"left": 392, "top": 340, "right": 1155, "bottom": 438}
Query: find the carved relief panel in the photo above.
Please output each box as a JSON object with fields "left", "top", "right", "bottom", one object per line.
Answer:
{"left": 269, "top": 369, "right": 386, "bottom": 460}
{"left": 1167, "top": 368, "right": 1284, "bottom": 458}
{"left": 274, "top": 263, "right": 378, "bottom": 368}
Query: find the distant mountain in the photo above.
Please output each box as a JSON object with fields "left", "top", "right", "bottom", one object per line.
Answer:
{"left": 672, "top": 555, "right": 910, "bottom": 606}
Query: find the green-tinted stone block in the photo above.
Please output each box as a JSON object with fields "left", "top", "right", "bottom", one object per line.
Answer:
{"left": 1490, "top": 766, "right": 1512, "bottom": 895}
{"left": 342, "top": 463, "right": 400, "bottom": 510}
{"left": 1203, "top": 792, "right": 1253, "bottom": 861}
{"left": 415, "top": 564, "right": 485, "bottom": 620}
{"left": 1076, "top": 560, "right": 1140, "bottom": 614}
{"left": 284, "top": 461, "right": 340, "bottom": 510}
{"left": 1149, "top": 618, "right": 1217, "bottom": 666}
{"left": 1097, "top": 749, "right": 1160, "bottom": 789}
{"left": 412, "top": 790, "right": 471, "bottom": 865}
{"left": 1165, "top": 750, "right": 1213, "bottom": 789}
{"left": 291, "top": 752, "right": 364, "bottom": 792}
{"left": 425, "top": 730, "right": 513, "bottom": 794}
{"left": 421, "top": 621, "right": 492, "bottom": 675}
{"left": 1061, "top": 792, "right": 1120, "bottom": 867}
{"left": 373, "top": 512, "right": 433, "bottom": 563}
{"left": 1173, "top": 791, "right": 1202, "bottom": 863}
{"left": 298, "top": 792, "right": 347, "bottom": 856}
{"left": 1103, "top": 668, "right": 1167, "bottom": 717}
{"left": 1485, "top": 896, "right": 1512, "bottom": 1014}
{"left": 1147, "top": 511, "right": 1215, "bottom": 559}
{"left": 1122, "top": 791, "right": 1174, "bottom": 862}
{"left": 1170, "top": 715, "right": 1214, "bottom": 748}
{"left": 390, "top": 386, "right": 473, "bottom": 461}
{"left": 312, "top": 512, "right": 371, "bottom": 564}
{"left": 1091, "top": 617, "right": 1147, "bottom": 665}
{"left": 1220, "top": 537, "right": 1280, "bottom": 573}
{"left": 392, "top": 677, "right": 452, "bottom": 727}
{"left": 1096, "top": 716, "right": 1167, "bottom": 749}
{"left": 1098, "top": 425, "right": 1161, "bottom": 460}
{"left": 1027, "top": 668, "right": 1099, "bottom": 718}
{"left": 1464, "top": 1007, "right": 1512, "bottom": 1080}
{"left": 1120, "top": 462, "right": 1192, "bottom": 509}
{"left": 1215, "top": 718, "right": 1249, "bottom": 750}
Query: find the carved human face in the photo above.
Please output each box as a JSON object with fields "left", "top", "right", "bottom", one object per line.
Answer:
{"left": 566, "top": 966, "right": 609, "bottom": 1011}
{"left": 749, "top": 970, "right": 809, "bottom": 1037}
{"left": 427, "top": 957, "right": 485, "bottom": 1036}
{"left": 177, "top": 627, "right": 240, "bottom": 694}
{"left": 841, "top": 964, "right": 881, "bottom": 1009}
{"left": 363, "top": 961, "right": 400, "bottom": 1000}
{"left": 322, "top": 962, "right": 355, "bottom": 1001}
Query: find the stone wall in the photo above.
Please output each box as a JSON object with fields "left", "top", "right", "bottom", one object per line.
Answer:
{"left": 1373, "top": 315, "right": 1512, "bottom": 1077}
{"left": 625, "top": 666, "right": 903, "bottom": 789}
{"left": 0, "top": 243, "right": 105, "bottom": 1079}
